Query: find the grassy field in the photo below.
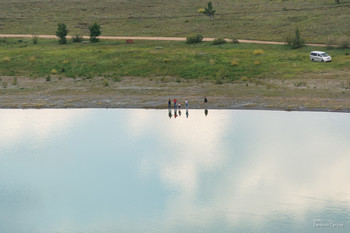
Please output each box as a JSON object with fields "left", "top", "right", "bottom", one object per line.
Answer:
{"left": 0, "top": 0, "right": 350, "bottom": 43}
{"left": 1, "top": 38, "right": 350, "bottom": 81}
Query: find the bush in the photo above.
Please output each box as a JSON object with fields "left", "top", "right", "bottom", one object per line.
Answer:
{"left": 32, "top": 35, "right": 38, "bottom": 44}
{"left": 285, "top": 27, "right": 304, "bottom": 49}
{"left": 230, "top": 36, "right": 239, "bottom": 44}
{"left": 2, "top": 56, "right": 11, "bottom": 62}
{"left": 231, "top": 59, "right": 239, "bottom": 66}
{"left": 46, "top": 75, "right": 51, "bottom": 81}
{"left": 253, "top": 49, "right": 264, "bottom": 55}
{"left": 103, "top": 78, "right": 109, "bottom": 87}
{"left": 212, "top": 38, "right": 227, "bottom": 45}
{"left": 215, "top": 77, "right": 223, "bottom": 85}
{"left": 2, "top": 81, "right": 8, "bottom": 88}
{"left": 113, "top": 77, "right": 121, "bottom": 82}
{"left": 12, "top": 77, "right": 17, "bottom": 85}
{"left": 338, "top": 36, "right": 350, "bottom": 49}
{"left": 72, "top": 34, "right": 83, "bottom": 42}
{"left": 186, "top": 34, "right": 203, "bottom": 44}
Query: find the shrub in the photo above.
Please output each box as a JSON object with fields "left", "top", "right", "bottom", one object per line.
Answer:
{"left": 285, "top": 27, "right": 304, "bottom": 49}
{"left": 51, "top": 69, "right": 57, "bottom": 74}
{"left": 326, "top": 36, "right": 337, "bottom": 49}
{"left": 32, "top": 35, "right": 38, "bottom": 44}
{"left": 72, "top": 34, "right": 83, "bottom": 42}
{"left": 113, "top": 77, "right": 121, "bottom": 82}
{"left": 186, "top": 34, "right": 203, "bottom": 44}
{"left": 103, "top": 78, "right": 109, "bottom": 87}
{"left": 209, "top": 58, "right": 215, "bottom": 65}
{"left": 241, "top": 76, "right": 248, "bottom": 82}
{"left": 212, "top": 38, "right": 227, "bottom": 45}
{"left": 230, "top": 36, "right": 239, "bottom": 44}
{"left": 63, "top": 59, "right": 69, "bottom": 64}
{"left": 2, "top": 57, "right": 11, "bottom": 62}
{"left": 231, "top": 59, "right": 239, "bottom": 66}
{"left": 215, "top": 77, "right": 223, "bottom": 85}
{"left": 253, "top": 49, "right": 264, "bottom": 55}
{"left": 12, "top": 77, "right": 17, "bottom": 85}
{"left": 338, "top": 36, "right": 350, "bottom": 49}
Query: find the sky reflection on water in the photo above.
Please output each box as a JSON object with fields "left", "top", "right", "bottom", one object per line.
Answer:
{"left": 0, "top": 109, "right": 349, "bottom": 233}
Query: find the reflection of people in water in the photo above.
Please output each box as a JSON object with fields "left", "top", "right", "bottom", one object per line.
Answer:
{"left": 168, "top": 108, "right": 172, "bottom": 118}
{"left": 174, "top": 109, "right": 178, "bottom": 118}
{"left": 186, "top": 109, "right": 189, "bottom": 118}
{"left": 205, "top": 109, "right": 208, "bottom": 116}
{"left": 179, "top": 109, "right": 181, "bottom": 116}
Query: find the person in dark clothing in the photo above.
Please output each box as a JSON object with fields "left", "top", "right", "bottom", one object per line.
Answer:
{"left": 204, "top": 96, "right": 208, "bottom": 106}
{"left": 168, "top": 99, "right": 171, "bottom": 108}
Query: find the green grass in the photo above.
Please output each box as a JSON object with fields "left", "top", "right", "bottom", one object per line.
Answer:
{"left": 1, "top": 38, "right": 349, "bottom": 80}
{"left": 0, "top": 0, "right": 349, "bottom": 43}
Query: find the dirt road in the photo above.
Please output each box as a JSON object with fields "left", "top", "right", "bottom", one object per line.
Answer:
{"left": 0, "top": 34, "right": 329, "bottom": 47}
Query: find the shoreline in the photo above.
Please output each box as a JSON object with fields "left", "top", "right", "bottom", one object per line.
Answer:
{"left": 1, "top": 76, "right": 349, "bottom": 113}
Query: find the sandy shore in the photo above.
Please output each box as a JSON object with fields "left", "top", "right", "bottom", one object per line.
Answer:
{"left": 1, "top": 75, "right": 350, "bottom": 112}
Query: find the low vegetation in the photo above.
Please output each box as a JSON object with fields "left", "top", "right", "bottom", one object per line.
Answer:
{"left": 212, "top": 38, "right": 226, "bottom": 45}
{"left": 186, "top": 34, "right": 203, "bottom": 44}
{"left": 72, "top": 34, "right": 83, "bottom": 43}
{"left": 0, "top": 38, "right": 349, "bottom": 82}
{"left": 1, "top": 0, "right": 349, "bottom": 43}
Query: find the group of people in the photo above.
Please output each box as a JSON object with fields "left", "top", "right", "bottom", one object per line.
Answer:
{"left": 168, "top": 96, "right": 208, "bottom": 109}
{"left": 167, "top": 96, "right": 208, "bottom": 119}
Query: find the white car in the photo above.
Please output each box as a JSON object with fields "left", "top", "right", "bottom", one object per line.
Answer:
{"left": 310, "top": 51, "right": 332, "bottom": 62}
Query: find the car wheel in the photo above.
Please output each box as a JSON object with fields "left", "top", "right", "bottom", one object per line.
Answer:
{"left": 311, "top": 59, "right": 314, "bottom": 62}
{"left": 321, "top": 60, "right": 325, "bottom": 63}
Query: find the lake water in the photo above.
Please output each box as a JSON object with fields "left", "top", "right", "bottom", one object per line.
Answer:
{"left": 0, "top": 109, "right": 349, "bottom": 233}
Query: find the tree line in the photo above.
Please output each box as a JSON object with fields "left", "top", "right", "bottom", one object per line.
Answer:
{"left": 56, "top": 22, "right": 101, "bottom": 44}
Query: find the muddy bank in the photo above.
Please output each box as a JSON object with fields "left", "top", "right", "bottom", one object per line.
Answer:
{"left": 0, "top": 76, "right": 350, "bottom": 112}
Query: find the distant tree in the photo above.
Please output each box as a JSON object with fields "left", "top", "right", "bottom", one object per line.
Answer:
{"left": 203, "top": 2, "right": 216, "bottom": 21}
{"left": 89, "top": 22, "right": 101, "bottom": 42}
{"left": 55, "top": 23, "right": 68, "bottom": 44}
{"left": 285, "top": 27, "right": 305, "bottom": 49}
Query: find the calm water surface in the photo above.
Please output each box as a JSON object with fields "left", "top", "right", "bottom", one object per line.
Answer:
{"left": 0, "top": 109, "right": 349, "bottom": 233}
